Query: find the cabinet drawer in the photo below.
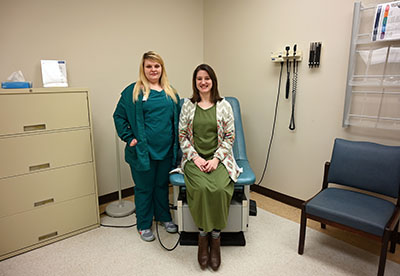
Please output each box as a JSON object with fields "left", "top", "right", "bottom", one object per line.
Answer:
{"left": 0, "top": 129, "right": 93, "bottom": 179}
{"left": 0, "top": 93, "right": 89, "bottom": 136}
{"left": 0, "top": 163, "right": 96, "bottom": 218}
{"left": 0, "top": 194, "right": 98, "bottom": 257}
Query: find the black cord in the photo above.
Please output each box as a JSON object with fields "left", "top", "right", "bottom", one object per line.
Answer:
{"left": 255, "top": 62, "right": 283, "bottom": 185}
{"left": 100, "top": 209, "right": 181, "bottom": 251}
{"left": 289, "top": 60, "right": 298, "bottom": 131}
{"left": 155, "top": 222, "right": 181, "bottom": 251}
{"left": 100, "top": 223, "right": 137, "bottom": 228}
{"left": 100, "top": 210, "right": 137, "bottom": 228}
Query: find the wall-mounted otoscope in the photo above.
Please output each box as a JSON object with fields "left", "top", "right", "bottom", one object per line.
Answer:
{"left": 285, "top": 46, "right": 291, "bottom": 99}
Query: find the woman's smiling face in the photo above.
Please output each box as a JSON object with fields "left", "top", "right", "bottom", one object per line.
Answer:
{"left": 144, "top": 59, "right": 162, "bottom": 84}
{"left": 196, "top": 70, "right": 212, "bottom": 94}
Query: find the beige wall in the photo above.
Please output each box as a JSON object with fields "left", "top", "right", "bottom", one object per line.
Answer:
{"left": 204, "top": 0, "right": 400, "bottom": 200}
{"left": 1, "top": 0, "right": 399, "bottom": 200}
{"left": 0, "top": 0, "right": 203, "bottom": 196}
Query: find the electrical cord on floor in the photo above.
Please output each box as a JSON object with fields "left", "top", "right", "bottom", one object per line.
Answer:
{"left": 100, "top": 223, "right": 137, "bottom": 228}
{"left": 154, "top": 204, "right": 181, "bottom": 251}
{"left": 155, "top": 222, "right": 181, "bottom": 251}
{"left": 255, "top": 61, "right": 284, "bottom": 185}
{"left": 100, "top": 208, "right": 181, "bottom": 251}
{"left": 100, "top": 210, "right": 137, "bottom": 228}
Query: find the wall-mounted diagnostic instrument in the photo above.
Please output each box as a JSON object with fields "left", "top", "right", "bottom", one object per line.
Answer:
{"left": 259, "top": 45, "right": 303, "bottom": 185}
{"left": 271, "top": 45, "right": 302, "bottom": 130}
{"left": 271, "top": 48, "right": 303, "bottom": 63}
{"left": 289, "top": 44, "right": 299, "bottom": 130}
{"left": 285, "top": 46, "right": 291, "bottom": 99}
{"left": 308, "top": 42, "right": 322, "bottom": 68}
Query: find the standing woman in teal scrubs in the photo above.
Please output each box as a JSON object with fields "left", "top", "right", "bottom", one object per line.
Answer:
{"left": 113, "top": 51, "right": 180, "bottom": 242}
{"left": 179, "top": 64, "right": 241, "bottom": 270}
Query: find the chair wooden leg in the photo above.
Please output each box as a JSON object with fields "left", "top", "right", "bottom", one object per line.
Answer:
{"left": 298, "top": 207, "right": 307, "bottom": 255}
{"left": 378, "top": 230, "right": 391, "bottom": 276}
{"left": 389, "top": 222, "right": 398, "bottom": 253}
{"left": 321, "top": 223, "right": 326, "bottom": 229}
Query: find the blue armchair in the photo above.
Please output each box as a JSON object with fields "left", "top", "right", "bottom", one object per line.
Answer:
{"left": 169, "top": 97, "right": 256, "bottom": 244}
{"left": 298, "top": 138, "right": 400, "bottom": 276}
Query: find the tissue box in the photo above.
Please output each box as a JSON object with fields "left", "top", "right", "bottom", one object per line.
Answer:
{"left": 1, "top": 81, "right": 32, "bottom": 89}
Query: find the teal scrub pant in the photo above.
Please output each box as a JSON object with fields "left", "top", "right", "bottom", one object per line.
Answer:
{"left": 129, "top": 157, "right": 172, "bottom": 230}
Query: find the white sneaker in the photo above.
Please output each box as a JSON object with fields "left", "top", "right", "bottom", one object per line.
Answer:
{"left": 139, "top": 229, "right": 155, "bottom": 242}
{"left": 163, "top": 221, "right": 178, "bottom": 233}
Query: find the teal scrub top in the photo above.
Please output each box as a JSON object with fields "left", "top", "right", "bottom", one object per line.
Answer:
{"left": 143, "top": 89, "right": 174, "bottom": 160}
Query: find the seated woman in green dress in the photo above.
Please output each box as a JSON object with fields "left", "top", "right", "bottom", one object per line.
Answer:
{"left": 179, "top": 64, "right": 241, "bottom": 271}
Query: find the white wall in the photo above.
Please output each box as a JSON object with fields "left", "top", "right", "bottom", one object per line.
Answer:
{"left": 1, "top": 0, "right": 399, "bottom": 200}
{"left": 203, "top": 0, "right": 400, "bottom": 200}
{"left": 0, "top": 0, "right": 203, "bottom": 196}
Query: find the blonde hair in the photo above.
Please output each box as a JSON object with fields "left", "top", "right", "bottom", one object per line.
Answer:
{"left": 133, "top": 51, "right": 177, "bottom": 103}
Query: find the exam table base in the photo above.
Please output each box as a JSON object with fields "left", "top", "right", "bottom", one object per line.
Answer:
{"left": 179, "top": 231, "right": 246, "bottom": 246}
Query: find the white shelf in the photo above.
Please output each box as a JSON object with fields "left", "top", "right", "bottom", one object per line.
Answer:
{"left": 343, "top": 2, "right": 400, "bottom": 130}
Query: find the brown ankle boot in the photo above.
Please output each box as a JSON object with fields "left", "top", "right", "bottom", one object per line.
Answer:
{"left": 198, "top": 234, "right": 209, "bottom": 269}
{"left": 209, "top": 236, "right": 221, "bottom": 271}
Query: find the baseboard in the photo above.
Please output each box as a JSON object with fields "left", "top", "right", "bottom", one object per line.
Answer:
{"left": 99, "top": 185, "right": 303, "bottom": 209}
{"left": 98, "top": 187, "right": 135, "bottom": 205}
{"left": 250, "top": 185, "right": 304, "bottom": 209}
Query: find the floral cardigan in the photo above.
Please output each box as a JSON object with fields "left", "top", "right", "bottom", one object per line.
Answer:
{"left": 178, "top": 98, "right": 241, "bottom": 182}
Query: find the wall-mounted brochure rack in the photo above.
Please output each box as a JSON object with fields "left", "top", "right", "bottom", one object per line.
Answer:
{"left": 343, "top": 2, "right": 400, "bottom": 130}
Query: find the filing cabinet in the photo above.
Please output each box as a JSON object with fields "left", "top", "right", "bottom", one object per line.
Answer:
{"left": 0, "top": 87, "right": 100, "bottom": 260}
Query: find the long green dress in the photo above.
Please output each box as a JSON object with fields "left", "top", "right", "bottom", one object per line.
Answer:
{"left": 184, "top": 105, "right": 234, "bottom": 232}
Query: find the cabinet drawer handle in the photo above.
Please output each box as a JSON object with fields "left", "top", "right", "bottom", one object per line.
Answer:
{"left": 24, "top": 124, "right": 46, "bottom": 131}
{"left": 38, "top": 231, "right": 58, "bottom": 241}
{"left": 34, "top": 198, "right": 54, "bottom": 207}
{"left": 29, "top": 163, "right": 50, "bottom": 171}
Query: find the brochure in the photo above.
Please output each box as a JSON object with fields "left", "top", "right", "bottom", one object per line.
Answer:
{"left": 41, "top": 60, "right": 68, "bottom": 87}
{"left": 372, "top": 1, "right": 400, "bottom": 42}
